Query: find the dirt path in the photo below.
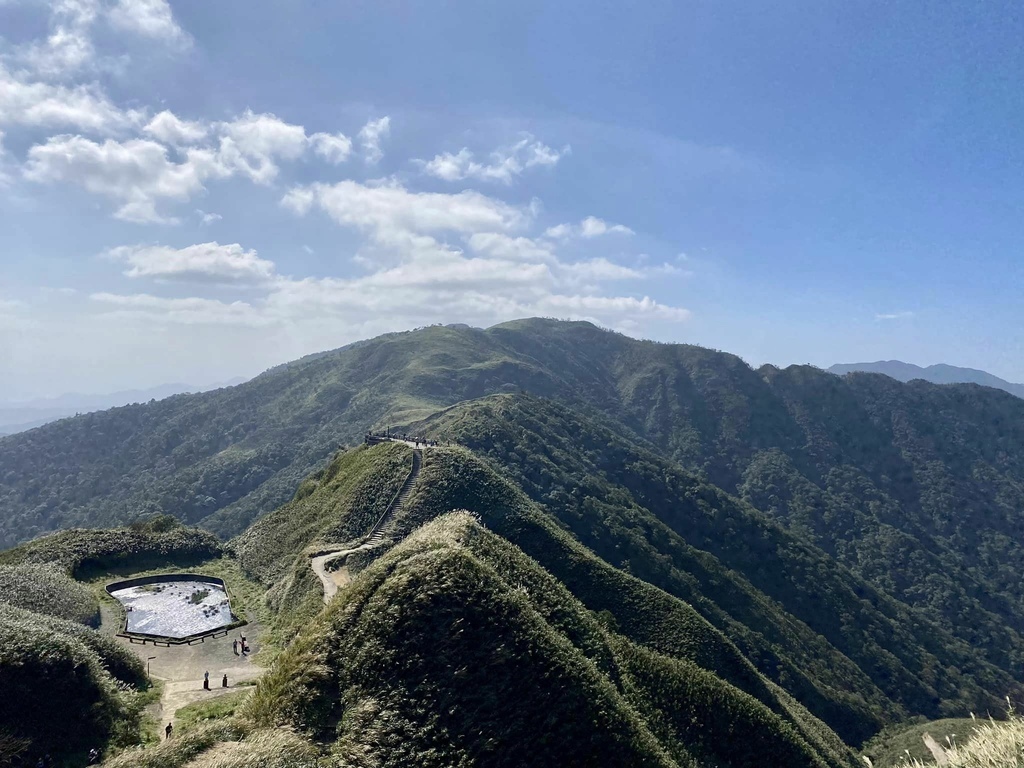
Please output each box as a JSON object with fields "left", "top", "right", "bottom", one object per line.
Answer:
{"left": 310, "top": 545, "right": 367, "bottom": 603}
{"left": 100, "top": 604, "right": 265, "bottom": 725}
{"left": 310, "top": 443, "right": 423, "bottom": 603}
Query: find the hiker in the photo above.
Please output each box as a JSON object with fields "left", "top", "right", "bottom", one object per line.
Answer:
{"left": 241, "top": 636, "right": 248, "bottom": 654}
{"left": 165, "top": 722, "right": 173, "bottom": 739}
{"left": 203, "top": 671, "right": 210, "bottom": 690}
{"left": 232, "top": 638, "right": 238, "bottom": 655}
{"left": 222, "top": 673, "right": 228, "bottom": 688}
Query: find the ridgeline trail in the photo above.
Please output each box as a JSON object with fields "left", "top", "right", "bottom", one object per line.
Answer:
{"left": 310, "top": 442, "right": 423, "bottom": 603}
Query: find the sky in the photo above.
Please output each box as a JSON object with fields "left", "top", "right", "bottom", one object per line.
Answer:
{"left": 1, "top": 0, "right": 1023, "bottom": 400}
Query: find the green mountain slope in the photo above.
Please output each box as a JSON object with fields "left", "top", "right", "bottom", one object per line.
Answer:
{"left": 410, "top": 398, "right": 1019, "bottom": 740}
{"left": 248, "top": 511, "right": 857, "bottom": 768}
{"left": 5, "top": 318, "right": 1024, "bottom": 758}
{"left": 234, "top": 441, "right": 852, "bottom": 756}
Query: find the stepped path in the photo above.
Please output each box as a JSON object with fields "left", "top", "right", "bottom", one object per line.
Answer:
{"left": 311, "top": 443, "right": 423, "bottom": 603}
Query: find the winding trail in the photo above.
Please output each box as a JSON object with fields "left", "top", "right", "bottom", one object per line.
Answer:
{"left": 311, "top": 443, "right": 423, "bottom": 603}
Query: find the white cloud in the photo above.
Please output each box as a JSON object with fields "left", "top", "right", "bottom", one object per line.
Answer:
{"left": 105, "top": 241, "right": 276, "bottom": 284}
{"left": 144, "top": 110, "right": 207, "bottom": 145}
{"left": 282, "top": 179, "right": 529, "bottom": 239}
{"left": 420, "top": 134, "right": 568, "bottom": 184}
{"left": 0, "top": 64, "right": 143, "bottom": 132}
{"left": 466, "top": 232, "right": 554, "bottom": 263}
{"left": 11, "top": 26, "right": 96, "bottom": 79}
{"left": 90, "top": 292, "right": 265, "bottom": 325}
{"left": 219, "top": 110, "right": 307, "bottom": 161}
{"left": 22, "top": 110, "right": 354, "bottom": 221}
{"left": 579, "top": 215, "right": 633, "bottom": 238}
{"left": 107, "top": 0, "right": 189, "bottom": 44}
{"left": 196, "top": 209, "right": 221, "bottom": 224}
{"left": 560, "top": 257, "right": 643, "bottom": 282}
{"left": 357, "top": 116, "right": 390, "bottom": 163}
{"left": 531, "top": 294, "right": 690, "bottom": 322}
{"left": 0, "top": 130, "right": 10, "bottom": 185}
{"left": 542, "top": 223, "right": 572, "bottom": 239}
{"left": 875, "top": 310, "right": 915, "bottom": 321}
{"left": 310, "top": 132, "right": 352, "bottom": 164}
{"left": 545, "top": 216, "right": 634, "bottom": 239}
{"left": 23, "top": 134, "right": 205, "bottom": 223}
{"left": 6, "top": 0, "right": 189, "bottom": 81}
{"left": 194, "top": 110, "right": 311, "bottom": 184}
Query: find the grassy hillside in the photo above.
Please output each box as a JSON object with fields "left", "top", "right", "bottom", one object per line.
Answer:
{"left": 247, "top": 512, "right": 857, "bottom": 768}
{"left": 0, "top": 601, "right": 149, "bottom": 765}
{"left": 5, "top": 318, "right": 1024, "bottom": 762}
{"left": 415, "top": 396, "right": 1018, "bottom": 742}
{"left": 336, "top": 445, "right": 874, "bottom": 748}
{"left": 0, "top": 563, "right": 99, "bottom": 625}
{"left": 6, "top": 319, "right": 1024, "bottom": 681}
{"left": 885, "top": 714, "right": 1024, "bottom": 767}
{"left": 0, "top": 516, "right": 218, "bottom": 762}
{"left": 0, "top": 514, "right": 221, "bottom": 577}
{"left": 233, "top": 441, "right": 413, "bottom": 635}
{"left": 861, "top": 718, "right": 984, "bottom": 767}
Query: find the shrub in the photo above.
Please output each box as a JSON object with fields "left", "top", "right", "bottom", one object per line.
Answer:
{"left": 0, "top": 563, "right": 99, "bottom": 625}
{"left": 0, "top": 606, "right": 142, "bottom": 762}
{"left": 0, "top": 519, "right": 221, "bottom": 578}
{"left": 891, "top": 711, "right": 1024, "bottom": 767}
{"left": 0, "top": 604, "right": 145, "bottom": 686}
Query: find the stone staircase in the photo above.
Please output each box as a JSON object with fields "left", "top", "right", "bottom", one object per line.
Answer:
{"left": 365, "top": 448, "right": 422, "bottom": 547}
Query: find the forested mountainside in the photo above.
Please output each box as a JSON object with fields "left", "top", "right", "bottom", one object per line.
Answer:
{"left": 3, "top": 320, "right": 1024, "bottom": 677}
{"left": 5, "top": 318, "right": 1024, "bottom": 554}
{"left": 2, "top": 445, "right": 860, "bottom": 767}
{"left": 3, "top": 409, "right": 1023, "bottom": 762}
{"left": 414, "top": 396, "right": 1021, "bottom": 739}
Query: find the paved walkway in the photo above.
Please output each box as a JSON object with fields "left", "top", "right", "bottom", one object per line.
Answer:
{"left": 100, "top": 604, "right": 264, "bottom": 725}
{"left": 310, "top": 443, "right": 423, "bottom": 603}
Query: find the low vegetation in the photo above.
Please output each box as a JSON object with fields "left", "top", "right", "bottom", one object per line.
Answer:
{"left": 887, "top": 712, "right": 1024, "bottom": 767}
{"left": 175, "top": 690, "right": 254, "bottom": 734}
{"left": 247, "top": 512, "right": 857, "bottom": 767}
{"left": 233, "top": 441, "right": 411, "bottom": 638}
{"left": 0, "top": 514, "right": 221, "bottom": 578}
{"left": 234, "top": 442, "right": 409, "bottom": 584}
{"left": 5, "top": 319, "right": 1024, "bottom": 764}
{"left": 0, "top": 562, "right": 99, "bottom": 624}
{"left": 862, "top": 718, "right": 985, "bottom": 767}
{"left": 417, "top": 396, "right": 1018, "bottom": 743}
{"left": 0, "top": 604, "right": 149, "bottom": 765}
{"left": 101, "top": 720, "right": 320, "bottom": 768}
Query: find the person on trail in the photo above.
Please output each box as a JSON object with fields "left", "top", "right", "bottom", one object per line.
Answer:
{"left": 165, "top": 722, "right": 173, "bottom": 739}
{"left": 222, "top": 673, "right": 228, "bottom": 688}
{"left": 232, "top": 638, "right": 238, "bottom": 655}
{"left": 203, "top": 671, "right": 210, "bottom": 690}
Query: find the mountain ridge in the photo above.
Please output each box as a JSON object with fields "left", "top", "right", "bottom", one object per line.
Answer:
{"left": 829, "top": 360, "right": 1024, "bottom": 399}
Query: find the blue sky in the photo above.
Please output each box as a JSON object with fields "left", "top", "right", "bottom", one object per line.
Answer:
{"left": 1, "top": 0, "right": 1022, "bottom": 399}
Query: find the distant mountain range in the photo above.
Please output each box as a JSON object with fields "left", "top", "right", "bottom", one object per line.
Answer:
{"left": 0, "top": 378, "right": 248, "bottom": 436}
{"left": 829, "top": 361, "right": 1024, "bottom": 399}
